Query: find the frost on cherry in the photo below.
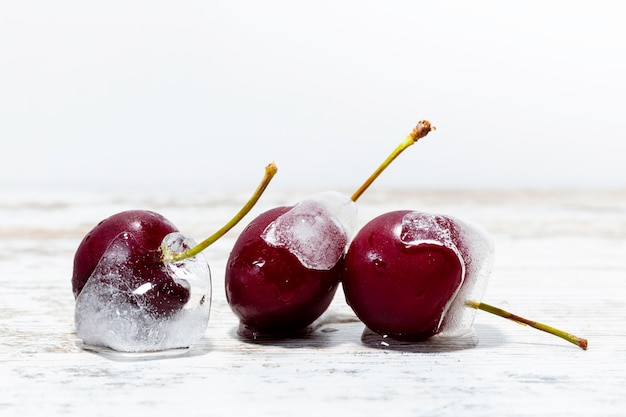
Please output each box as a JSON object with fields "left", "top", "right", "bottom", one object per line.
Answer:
{"left": 261, "top": 191, "right": 358, "bottom": 270}
{"left": 74, "top": 232, "right": 211, "bottom": 352}
{"left": 400, "top": 211, "right": 495, "bottom": 337}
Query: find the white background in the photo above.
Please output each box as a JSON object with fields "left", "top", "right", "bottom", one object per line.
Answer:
{"left": 1, "top": 1, "right": 624, "bottom": 193}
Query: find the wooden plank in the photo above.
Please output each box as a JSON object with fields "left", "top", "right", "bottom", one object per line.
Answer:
{"left": 1, "top": 189, "right": 624, "bottom": 416}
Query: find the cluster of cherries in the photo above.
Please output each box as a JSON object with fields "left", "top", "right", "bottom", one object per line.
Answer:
{"left": 72, "top": 121, "right": 588, "bottom": 352}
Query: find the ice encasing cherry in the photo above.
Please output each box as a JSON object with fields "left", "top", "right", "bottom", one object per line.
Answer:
{"left": 72, "top": 163, "right": 277, "bottom": 352}
{"left": 225, "top": 192, "right": 356, "bottom": 334}
{"left": 72, "top": 210, "right": 191, "bottom": 317}
{"left": 342, "top": 210, "right": 494, "bottom": 341}
{"left": 74, "top": 230, "right": 211, "bottom": 352}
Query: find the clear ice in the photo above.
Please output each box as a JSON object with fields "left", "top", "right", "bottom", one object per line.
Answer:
{"left": 400, "top": 211, "right": 495, "bottom": 338}
{"left": 400, "top": 212, "right": 461, "bottom": 254}
{"left": 261, "top": 191, "right": 358, "bottom": 270}
{"left": 74, "top": 232, "right": 211, "bottom": 352}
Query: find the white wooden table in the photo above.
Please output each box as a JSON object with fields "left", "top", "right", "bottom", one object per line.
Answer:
{"left": 1, "top": 188, "right": 624, "bottom": 416}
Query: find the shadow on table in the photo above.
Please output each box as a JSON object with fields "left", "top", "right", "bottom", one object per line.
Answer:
{"left": 356, "top": 323, "right": 506, "bottom": 353}
{"left": 230, "top": 312, "right": 361, "bottom": 349}
{"left": 229, "top": 311, "right": 507, "bottom": 352}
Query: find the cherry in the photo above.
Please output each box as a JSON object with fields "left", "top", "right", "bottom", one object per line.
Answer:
{"left": 225, "top": 204, "right": 346, "bottom": 332}
{"left": 343, "top": 211, "right": 479, "bottom": 341}
{"left": 343, "top": 210, "right": 589, "bottom": 349}
{"left": 72, "top": 162, "right": 277, "bottom": 348}
{"left": 72, "top": 210, "right": 186, "bottom": 316}
{"left": 225, "top": 121, "right": 435, "bottom": 337}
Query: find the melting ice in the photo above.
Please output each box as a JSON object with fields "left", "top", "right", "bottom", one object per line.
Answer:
{"left": 400, "top": 211, "right": 495, "bottom": 337}
{"left": 74, "top": 232, "right": 211, "bottom": 352}
{"left": 400, "top": 211, "right": 458, "bottom": 252}
{"left": 261, "top": 191, "right": 358, "bottom": 270}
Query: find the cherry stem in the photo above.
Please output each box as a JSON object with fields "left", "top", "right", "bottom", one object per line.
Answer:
{"left": 162, "top": 162, "right": 278, "bottom": 263}
{"left": 350, "top": 120, "right": 435, "bottom": 202}
{"left": 465, "top": 300, "right": 588, "bottom": 350}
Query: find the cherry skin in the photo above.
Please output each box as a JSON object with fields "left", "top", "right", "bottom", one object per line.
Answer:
{"left": 343, "top": 210, "right": 481, "bottom": 341}
{"left": 72, "top": 210, "right": 191, "bottom": 317}
{"left": 342, "top": 210, "right": 463, "bottom": 341}
{"left": 225, "top": 197, "right": 351, "bottom": 335}
{"left": 72, "top": 163, "right": 278, "bottom": 352}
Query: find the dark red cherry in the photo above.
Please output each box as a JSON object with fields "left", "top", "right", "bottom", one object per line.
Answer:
{"left": 72, "top": 210, "right": 177, "bottom": 297}
{"left": 343, "top": 210, "right": 467, "bottom": 341}
{"left": 72, "top": 163, "right": 279, "bottom": 352}
{"left": 344, "top": 209, "right": 498, "bottom": 342}
{"left": 225, "top": 201, "right": 349, "bottom": 334}
{"left": 343, "top": 210, "right": 592, "bottom": 350}
{"left": 72, "top": 210, "right": 191, "bottom": 316}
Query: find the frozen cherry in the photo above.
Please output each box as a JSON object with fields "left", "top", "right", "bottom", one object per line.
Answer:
{"left": 343, "top": 210, "right": 588, "bottom": 349}
{"left": 226, "top": 193, "right": 354, "bottom": 334}
{"left": 72, "top": 163, "right": 277, "bottom": 351}
{"left": 72, "top": 210, "right": 188, "bottom": 316}
{"left": 225, "top": 121, "right": 435, "bottom": 337}
{"left": 343, "top": 211, "right": 478, "bottom": 341}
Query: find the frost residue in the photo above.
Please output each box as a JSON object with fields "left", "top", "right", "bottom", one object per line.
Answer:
{"left": 261, "top": 191, "right": 357, "bottom": 270}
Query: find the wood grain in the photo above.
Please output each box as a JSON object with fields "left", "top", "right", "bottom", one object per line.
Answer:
{"left": 1, "top": 188, "right": 624, "bottom": 416}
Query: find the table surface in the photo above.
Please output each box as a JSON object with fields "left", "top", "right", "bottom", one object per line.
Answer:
{"left": 1, "top": 187, "right": 625, "bottom": 417}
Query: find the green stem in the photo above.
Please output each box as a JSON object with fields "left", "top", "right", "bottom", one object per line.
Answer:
{"left": 466, "top": 300, "right": 588, "bottom": 350}
{"left": 350, "top": 120, "right": 434, "bottom": 202}
{"left": 162, "top": 162, "right": 278, "bottom": 263}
